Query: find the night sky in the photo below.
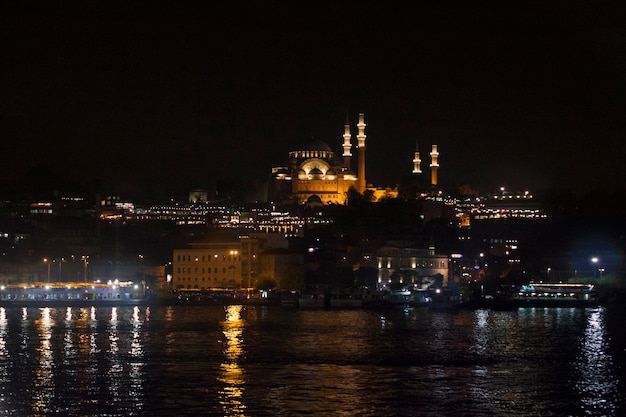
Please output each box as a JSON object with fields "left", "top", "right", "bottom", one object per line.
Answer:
{"left": 2, "top": 2, "right": 625, "bottom": 199}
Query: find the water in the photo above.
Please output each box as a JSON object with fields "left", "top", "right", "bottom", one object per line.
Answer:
{"left": 0, "top": 304, "right": 624, "bottom": 417}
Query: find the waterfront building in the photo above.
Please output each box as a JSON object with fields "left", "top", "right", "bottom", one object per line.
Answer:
{"left": 172, "top": 237, "right": 260, "bottom": 290}
{"left": 257, "top": 248, "right": 304, "bottom": 290}
{"left": 173, "top": 242, "right": 242, "bottom": 290}
{"left": 376, "top": 242, "right": 450, "bottom": 290}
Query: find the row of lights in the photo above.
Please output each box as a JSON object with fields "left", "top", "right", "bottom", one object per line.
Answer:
{"left": 42, "top": 256, "right": 90, "bottom": 283}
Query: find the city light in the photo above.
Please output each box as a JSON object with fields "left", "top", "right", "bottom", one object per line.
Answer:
{"left": 591, "top": 257, "right": 599, "bottom": 278}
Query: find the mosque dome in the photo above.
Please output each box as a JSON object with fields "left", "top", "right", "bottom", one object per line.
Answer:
{"left": 289, "top": 139, "right": 335, "bottom": 161}
{"left": 302, "top": 140, "right": 332, "bottom": 152}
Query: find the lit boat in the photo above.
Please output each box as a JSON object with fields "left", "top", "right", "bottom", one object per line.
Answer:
{"left": 511, "top": 282, "right": 599, "bottom": 307}
{"left": 0, "top": 281, "right": 149, "bottom": 307}
{"left": 428, "top": 287, "right": 462, "bottom": 311}
{"left": 363, "top": 287, "right": 413, "bottom": 309}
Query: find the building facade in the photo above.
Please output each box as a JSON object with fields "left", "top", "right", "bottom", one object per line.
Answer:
{"left": 271, "top": 112, "right": 450, "bottom": 205}
{"left": 376, "top": 245, "right": 450, "bottom": 290}
{"left": 257, "top": 249, "right": 304, "bottom": 290}
{"left": 272, "top": 139, "right": 358, "bottom": 205}
{"left": 272, "top": 113, "right": 367, "bottom": 205}
{"left": 172, "top": 239, "right": 260, "bottom": 290}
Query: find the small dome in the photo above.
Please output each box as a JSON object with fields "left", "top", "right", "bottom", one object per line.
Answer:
{"left": 307, "top": 195, "right": 323, "bottom": 205}
{"left": 309, "top": 167, "right": 323, "bottom": 175}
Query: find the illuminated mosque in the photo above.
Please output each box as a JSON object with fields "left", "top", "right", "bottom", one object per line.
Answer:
{"left": 271, "top": 113, "right": 440, "bottom": 205}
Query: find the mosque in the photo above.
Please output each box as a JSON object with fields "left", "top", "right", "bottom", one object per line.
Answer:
{"left": 271, "top": 113, "right": 440, "bottom": 205}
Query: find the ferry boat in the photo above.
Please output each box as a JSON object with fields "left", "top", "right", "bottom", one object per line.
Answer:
{"left": 295, "top": 285, "right": 330, "bottom": 309}
{"left": 0, "top": 281, "right": 149, "bottom": 307}
{"left": 511, "top": 282, "right": 599, "bottom": 307}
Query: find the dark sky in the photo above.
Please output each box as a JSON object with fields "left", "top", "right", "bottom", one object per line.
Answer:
{"left": 2, "top": 2, "right": 625, "bottom": 198}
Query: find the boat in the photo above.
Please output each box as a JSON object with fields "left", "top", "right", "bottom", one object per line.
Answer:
{"left": 428, "top": 287, "right": 462, "bottom": 311}
{"left": 409, "top": 289, "right": 432, "bottom": 307}
{"left": 329, "top": 287, "right": 365, "bottom": 309}
{"left": 458, "top": 283, "right": 514, "bottom": 310}
{"left": 279, "top": 290, "right": 300, "bottom": 308}
{"left": 363, "top": 287, "right": 413, "bottom": 309}
{"left": 167, "top": 288, "right": 240, "bottom": 305}
{"left": 0, "top": 281, "right": 149, "bottom": 307}
{"left": 294, "top": 285, "right": 330, "bottom": 309}
{"left": 298, "top": 292, "right": 328, "bottom": 308}
{"left": 510, "top": 282, "right": 599, "bottom": 308}
{"left": 329, "top": 294, "right": 364, "bottom": 309}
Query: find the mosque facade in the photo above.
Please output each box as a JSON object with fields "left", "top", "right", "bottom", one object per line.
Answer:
{"left": 271, "top": 139, "right": 358, "bottom": 205}
{"left": 271, "top": 113, "right": 438, "bottom": 205}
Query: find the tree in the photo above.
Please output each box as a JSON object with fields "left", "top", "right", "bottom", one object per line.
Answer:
{"left": 362, "top": 189, "right": 375, "bottom": 202}
{"left": 279, "top": 255, "right": 305, "bottom": 290}
{"left": 254, "top": 274, "right": 277, "bottom": 291}
{"left": 346, "top": 186, "right": 375, "bottom": 206}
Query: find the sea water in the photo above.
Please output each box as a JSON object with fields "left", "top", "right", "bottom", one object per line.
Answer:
{"left": 0, "top": 304, "right": 624, "bottom": 416}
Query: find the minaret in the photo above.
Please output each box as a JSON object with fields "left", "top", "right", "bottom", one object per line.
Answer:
{"left": 342, "top": 115, "right": 352, "bottom": 168}
{"left": 357, "top": 112, "right": 366, "bottom": 193}
{"left": 430, "top": 144, "right": 439, "bottom": 186}
{"left": 412, "top": 142, "right": 422, "bottom": 174}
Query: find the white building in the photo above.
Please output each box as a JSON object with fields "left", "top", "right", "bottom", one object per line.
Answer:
{"left": 376, "top": 245, "right": 449, "bottom": 290}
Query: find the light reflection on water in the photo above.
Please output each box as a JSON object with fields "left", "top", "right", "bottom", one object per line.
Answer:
{"left": 129, "top": 306, "right": 146, "bottom": 411}
{"left": 219, "top": 304, "right": 246, "bottom": 416}
{"left": 575, "top": 308, "right": 619, "bottom": 416}
{"left": 0, "top": 305, "right": 622, "bottom": 416}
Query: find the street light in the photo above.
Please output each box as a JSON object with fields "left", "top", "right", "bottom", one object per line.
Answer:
{"left": 591, "top": 257, "right": 598, "bottom": 278}
{"left": 81, "top": 255, "right": 89, "bottom": 282}
{"left": 43, "top": 258, "right": 50, "bottom": 283}
{"left": 58, "top": 257, "right": 65, "bottom": 282}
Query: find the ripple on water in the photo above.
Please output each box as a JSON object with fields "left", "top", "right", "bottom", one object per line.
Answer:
{"left": 0, "top": 305, "right": 623, "bottom": 417}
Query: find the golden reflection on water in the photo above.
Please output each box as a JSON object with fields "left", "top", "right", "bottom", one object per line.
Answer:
{"left": 219, "top": 304, "right": 246, "bottom": 416}
{"left": 163, "top": 306, "right": 176, "bottom": 356}
{"left": 0, "top": 305, "right": 153, "bottom": 415}
{"left": 33, "top": 307, "right": 55, "bottom": 415}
